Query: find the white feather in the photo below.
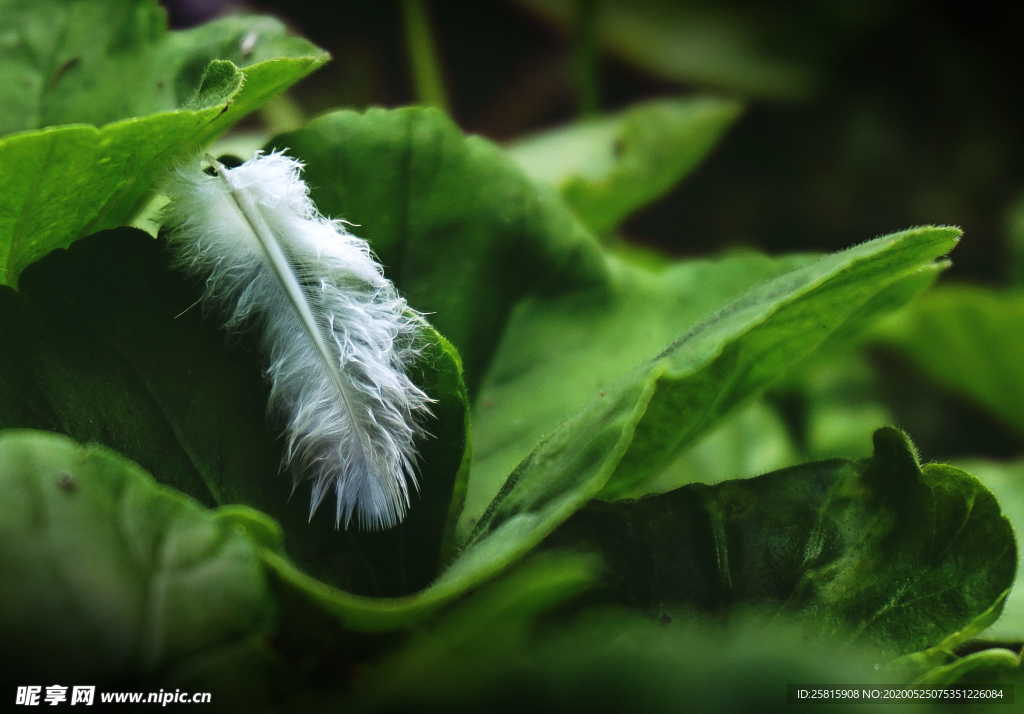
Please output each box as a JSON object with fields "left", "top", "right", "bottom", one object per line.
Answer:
{"left": 163, "top": 151, "right": 432, "bottom": 530}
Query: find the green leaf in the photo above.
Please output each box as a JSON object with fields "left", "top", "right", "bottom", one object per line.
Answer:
{"left": 0, "top": 1, "right": 326, "bottom": 133}
{"left": 0, "top": 429, "right": 274, "bottom": 683}
{"left": 466, "top": 249, "right": 801, "bottom": 519}
{"left": 508, "top": 97, "right": 742, "bottom": 234}
{"left": 872, "top": 286, "right": 1024, "bottom": 435}
{"left": 953, "top": 458, "right": 1024, "bottom": 642}
{"left": 764, "top": 258, "right": 942, "bottom": 460}
{"left": 514, "top": 0, "right": 817, "bottom": 98}
{"left": 0, "top": 0, "right": 328, "bottom": 287}
{"left": 0, "top": 228, "right": 470, "bottom": 598}
{"left": 548, "top": 429, "right": 1016, "bottom": 656}
{"left": 466, "top": 228, "right": 956, "bottom": 531}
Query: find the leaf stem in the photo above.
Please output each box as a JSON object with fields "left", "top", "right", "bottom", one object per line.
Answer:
{"left": 402, "top": 0, "right": 450, "bottom": 113}
{"left": 572, "top": 0, "right": 601, "bottom": 117}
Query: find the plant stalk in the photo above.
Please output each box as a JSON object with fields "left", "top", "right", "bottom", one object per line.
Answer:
{"left": 572, "top": 0, "right": 601, "bottom": 117}
{"left": 402, "top": 0, "right": 450, "bottom": 113}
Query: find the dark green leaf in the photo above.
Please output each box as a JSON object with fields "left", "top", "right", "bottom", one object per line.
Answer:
{"left": 0, "top": 429, "right": 274, "bottom": 683}
{"left": 954, "top": 458, "right": 1024, "bottom": 642}
{"left": 549, "top": 429, "right": 1016, "bottom": 655}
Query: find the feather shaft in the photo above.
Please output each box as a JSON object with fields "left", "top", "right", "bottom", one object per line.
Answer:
{"left": 209, "top": 160, "right": 372, "bottom": 456}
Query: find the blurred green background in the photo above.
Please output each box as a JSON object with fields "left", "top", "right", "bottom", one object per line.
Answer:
{"left": 164, "top": 0, "right": 1024, "bottom": 466}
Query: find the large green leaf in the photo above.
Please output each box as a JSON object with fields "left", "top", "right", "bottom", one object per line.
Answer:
{"left": 508, "top": 97, "right": 742, "bottom": 234}
{"left": 0, "top": 0, "right": 328, "bottom": 287}
{"left": 872, "top": 286, "right": 1024, "bottom": 436}
{"left": 0, "top": 429, "right": 274, "bottom": 684}
{"left": 0, "top": 229, "right": 469, "bottom": 598}
{"left": 466, "top": 229, "right": 955, "bottom": 528}
{"left": 549, "top": 429, "right": 1016, "bottom": 656}
{"left": 464, "top": 250, "right": 806, "bottom": 519}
